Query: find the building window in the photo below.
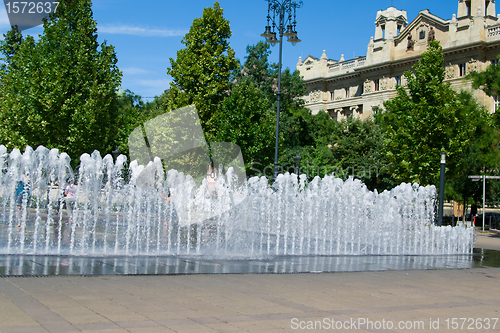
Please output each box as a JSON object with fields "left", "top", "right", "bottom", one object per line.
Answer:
{"left": 328, "top": 109, "right": 338, "bottom": 121}
{"left": 492, "top": 58, "right": 499, "bottom": 66}
{"left": 395, "top": 76, "right": 401, "bottom": 86}
{"left": 345, "top": 87, "right": 350, "bottom": 99}
{"left": 459, "top": 63, "right": 466, "bottom": 77}
{"left": 419, "top": 30, "right": 425, "bottom": 40}
{"left": 343, "top": 108, "right": 353, "bottom": 119}
{"left": 331, "top": 91, "right": 334, "bottom": 100}
{"left": 374, "top": 79, "right": 380, "bottom": 91}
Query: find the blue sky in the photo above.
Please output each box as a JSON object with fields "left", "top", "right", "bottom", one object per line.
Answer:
{"left": 1, "top": 1, "right": 456, "bottom": 99}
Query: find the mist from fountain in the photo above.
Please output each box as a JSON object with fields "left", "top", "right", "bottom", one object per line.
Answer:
{"left": 0, "top": 145, "right": 475, "bottom": 257}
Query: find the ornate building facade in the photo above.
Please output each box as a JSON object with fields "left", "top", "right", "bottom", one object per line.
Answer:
{"left": 298, "top": 0, "right": 500, "bottom": 120}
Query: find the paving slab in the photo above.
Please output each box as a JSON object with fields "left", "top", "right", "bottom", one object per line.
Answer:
{"left": 1, "top": 268, "right": 499, "bottom": 332}
{"left": 0, "top": 233, "right": 499, "bottom": 332}
{"left": 475, "top": 231, "right": 500, "bottom": 251}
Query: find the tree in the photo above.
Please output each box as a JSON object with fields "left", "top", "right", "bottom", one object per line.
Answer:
{"left": 231, "top": 42, "right": 310, "bottom": 176}
{"left": 234, "top": 41, "right": 307, "bottom": 114}
{"left": 463, "top": 57, "right": 500, "bottom": 210}
{"left": 233, "top": 44, "right": 391, "bottom": 185}
{"left": 377, "top": 41, "right": 494, "bottom": 187}
{"left": 282, "top": 113, "right": 393, "bottom": 191}
{"left": 329, "top": 116, "right": 392, "bottom": 190}
{"left": 213, "top": 80, "right": 275, "bottom": 175}
{"left": 114, "top": 89, "right": 161, "bottom": 160}
{"left": 438, "top": 90, "right": 499, "bottom": 212}
{"left": 0, "top": 25, "right": 22, "bottom": 72}
{"left": 468, "top": 56, "right": 500, "bottom": 108}
{"left": 236, "top": 42, "right": 272, "bottom": 93}
{"left": 164, "top": 1, "right": 238, "bottom": 140}
{"left": 0, "top": 0, "right": 122, "bottom": 162}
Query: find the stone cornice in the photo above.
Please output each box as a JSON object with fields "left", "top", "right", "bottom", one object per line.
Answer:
{"left": 443, "top": 40, "right": 500, "bottom": 56}
{"left": 324, "top": 72, "right": 360, "bottom": 83}
{"left": 303, "top": 40, "right": 500, "bottom": 87}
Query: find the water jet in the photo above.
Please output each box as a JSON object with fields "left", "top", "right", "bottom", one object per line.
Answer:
{"left": 0, "top": 145, "right": 474, "bottom": 260}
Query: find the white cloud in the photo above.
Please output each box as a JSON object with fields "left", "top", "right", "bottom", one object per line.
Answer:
{"left": 121, "top": 67, "right": 151, "bottom": 75}
{"left": 121, "top": 78, "right": 171, "bottom": 97}
{"left": 98, "top": 24, "right": 187, "bottom": 37}
{"left": 123, "top": 79, "right": 171, "bottom": 98}
{"left": 136, "top": 79, "right": 171, "bottom": 88}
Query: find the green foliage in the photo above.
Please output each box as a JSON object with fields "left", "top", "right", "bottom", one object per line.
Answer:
{"left": 153, "top": 86, "right": 190, "bottom": 115}
{"left": 279, "top": 107, "right": 316, "bottom": 149}
{"left": 228, "top": 42, "right": 391, "bottom": 189}
{"left": 380, "top": 41, "right": 481, "bottom": 186}
{"left": 329, "top": 117, "right": 392, "bottom": 190}
{"left": 465, "top": 56, "right": 500, "bottom": 208}
{"left": 213, "top": 81, "right": 275, "bottom": 175}
{"left": 164, "top": 1, "right": 238, "bottom": 140}
{"left": 281, "top": 114, "right": 392, "bottom": 191}
{"left": 236, "top": 42, "right": 272, "bottom": 92}
{"left": 448, "top": 92, "right": 499, "bottom": 197}
{"left": 378, "top": 40, "right": 500, "bottom": 209}
{"left": 156, "top": 17, "right": 390, "bottom": 189}
{"left": 113, "top": 89, "right": 162, "bottom": 160}
{"left": 0, "top": 25, "right": 22, "bottom": 72}
{"left": 0, "top": 0, "right": 122, "bottom": 163}
{"left": 272, "top": 66, "right": 307, "bottom": 113}
{"left": 230, "top": 41, "right": 310, "bottom": 177}
{"left": 468, "top": 55, "right": 500, "bottom": 103}
{"left": 234, "top": 42, "right": 306, "bottom": 113}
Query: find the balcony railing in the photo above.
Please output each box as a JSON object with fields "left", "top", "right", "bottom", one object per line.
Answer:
{"left": 487, "top": 24, "right": 500, "bottom": 41}
{"left": 328, "top": 57, "right": 366, "bottom": 74}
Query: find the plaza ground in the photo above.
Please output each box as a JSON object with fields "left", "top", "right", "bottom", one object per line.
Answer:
{"left": 0, "top": 233, "right": 499, "bottom": 332}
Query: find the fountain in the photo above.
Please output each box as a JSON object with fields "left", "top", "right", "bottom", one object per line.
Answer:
{"left": 0, "top": 144, "right": 475, "bottom": 259}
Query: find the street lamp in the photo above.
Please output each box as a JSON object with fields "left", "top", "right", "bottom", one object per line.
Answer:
{"left": 293, "top": 152, "right": 301, "bottom": 175}
{"left": 261, "top": 0, "right": 302, "bottom": 183}
{"left": 437, "top": 151, "right": 446, "bottom": 226}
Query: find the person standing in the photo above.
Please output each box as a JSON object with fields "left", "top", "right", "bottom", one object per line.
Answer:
{"left": 15, "top": 173, "right": 30, "bottom": 227}
{"left": 64, "top": 181, "right": 77, "bottom": 223}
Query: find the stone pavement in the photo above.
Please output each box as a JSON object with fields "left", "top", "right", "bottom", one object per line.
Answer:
{"left": 475, "top": 231, "right": 500, "bottom": 251}
{"left": 0, "top": 233, "right": 499, "bottom": 333}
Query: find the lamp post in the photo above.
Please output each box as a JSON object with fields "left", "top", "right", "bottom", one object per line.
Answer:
{"left": 293, "top": 152, "right": 301, "bottom": 175}
{"left": 437, "top": 151, "right": 446, "bottom": 226}
{"left": 261, "top": 0, "right": 302, "bottom": 183}
{"left": 468, "top": 175, "right": 500, "bottom": 230}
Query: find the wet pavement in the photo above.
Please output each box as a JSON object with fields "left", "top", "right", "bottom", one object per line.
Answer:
{"left": 0, "top": 231, "right": 497, "bottom": 277}
{"left": 0, "top": 248, "right": 498, "bottom": 277}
